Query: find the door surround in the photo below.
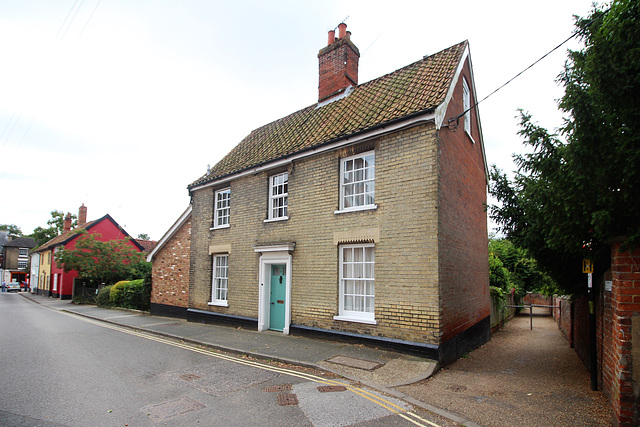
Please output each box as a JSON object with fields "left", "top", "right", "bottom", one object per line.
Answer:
{"left": 254, "top": 243, "right": 294, "bottom": 334}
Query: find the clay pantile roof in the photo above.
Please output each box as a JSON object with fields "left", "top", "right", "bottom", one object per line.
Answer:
{"left": 34, "top": 219, "right": 98, "bottom": 252}
{"left": 189, "top": 40, "right": 467, "bottom": 188}
{"left": 135, "top": 239, "right": 157, "bottom": 254}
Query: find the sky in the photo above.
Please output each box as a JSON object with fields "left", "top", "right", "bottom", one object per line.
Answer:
{"left": 0, "top": 0, "right": 597, "bottom": 240}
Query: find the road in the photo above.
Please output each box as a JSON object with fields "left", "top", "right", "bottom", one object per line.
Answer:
{"left": 0, "top": 293, "right": 443, "bottom": 426}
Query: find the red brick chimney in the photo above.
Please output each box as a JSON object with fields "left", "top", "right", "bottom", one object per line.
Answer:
{"left": 78, "top": 204, "right": 87, "bottom": 227}
{"left": 63, "top": 213, "right": 72, "bottom": 232}
{"left": 318, "top": 23, "right": 360, "bottom": 103}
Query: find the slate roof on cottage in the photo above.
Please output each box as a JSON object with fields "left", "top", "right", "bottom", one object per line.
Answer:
{"left": 3, "top": 236, "right": 36, "bottom": 249}
{"left": 189, "top": 40, "right": 468, "bottom": 188}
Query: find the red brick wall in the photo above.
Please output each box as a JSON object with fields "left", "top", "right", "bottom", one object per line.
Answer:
{"left": 553, "top": 296, "right": 574, "bottom": 347}
{"left": 438, "top": 57, "right": 490, "bottom": 346}
{"left": 572, "top": 294, "right": 592, "bottom": 369}
{"left": 151, "top": 217, "right": 191, "bottom": 308}
{"left": 601, "top": 242, "right": 640, "bottom": 426}
{"left": 524, "top": 293, "right": 552, "bottom": 306}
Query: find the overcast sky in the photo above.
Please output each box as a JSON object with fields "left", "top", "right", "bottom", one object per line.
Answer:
{"left": 1, "top": 0, "right": 596, "bottom": 240}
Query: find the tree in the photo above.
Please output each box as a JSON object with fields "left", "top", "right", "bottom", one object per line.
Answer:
{"left": 28, "top": 210, "right": 78, "bottom": 247}
{"left": 47, "top": 210, "right": 77, "bottom": 234}
{"left": 54, "top": 231, "right": 144, "bottom": 286}
{"left": 489, "top": 237, "right": 558, "bottom": 297}
{"left": 489, "top": 0, "right": 640, "bottom": 293}
{"left": 0, "top": 224, "right": 23, "bottom": 236}
{"left": 137, "top": 233, "right": 150, "bottom": 240}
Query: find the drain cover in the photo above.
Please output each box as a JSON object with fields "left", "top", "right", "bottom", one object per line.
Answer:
{"left": 263, "top": 384, "right": 293, "bottom": 392}
{"left": 142, "top": 397, "right": 205, "bottom": 422}
{"left": 179, "top": 373, "right": 201, "bottom": 381}
{"left": 317, "top": 385, "right": 347, "bottom": 393}
{"left": 277, "top": 393, "right": 299, "bottom": 406}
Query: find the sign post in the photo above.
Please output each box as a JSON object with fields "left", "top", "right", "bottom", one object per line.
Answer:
{"left": 584, "top": 259, "right": 597, "bottom": 391}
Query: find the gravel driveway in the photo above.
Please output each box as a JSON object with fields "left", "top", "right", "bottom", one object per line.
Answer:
{"left": 397, "top": 307, "right": 611, "bottom": 426}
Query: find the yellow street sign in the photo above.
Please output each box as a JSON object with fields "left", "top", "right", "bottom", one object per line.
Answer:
{"left": 583, "top": 259, "right": 593, "bottom": 274}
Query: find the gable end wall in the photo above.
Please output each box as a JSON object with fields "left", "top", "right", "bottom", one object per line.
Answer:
{"left": 150, "top": 217, "right": 191, "bottom": 316}
{"left": 437, "top": 58, "right": 490, "bottom": 363}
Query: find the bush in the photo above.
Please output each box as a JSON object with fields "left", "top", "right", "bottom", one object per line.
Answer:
{"left": 109, "top": 280, "right": 130, "bottom": 306}
{"left": 121, "top": 279, "right": 147, "bottom": 310}
{"left": 97, "top": 285, "right": 114, "bottom": 307}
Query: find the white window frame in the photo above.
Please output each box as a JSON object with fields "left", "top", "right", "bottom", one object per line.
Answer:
{"left": 19, "top": 248, "right": 28, "bottom": 257}
{"left": 462, "top": 77, "right": 471, "bottom": 136}
{"left": 335, "top": 151, "right": 377, "bottom": 214}
{"left": 213, "top": 188, "right": 230, "bottom": 229}
{"left": 266, "top": 172, "right": 289, "bottom": 222}
{"left": 334, "top": 243, "right": 376, "bottom": 324}
{"left": 18, "top": 260, "right": 28, "bottom": 269}
{"left": 209, "top": 254, "right": 229, "bottom": 307}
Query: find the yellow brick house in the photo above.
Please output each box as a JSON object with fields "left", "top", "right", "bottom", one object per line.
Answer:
{"left": 182, "top": 23, "right": 489, "bottom": 364}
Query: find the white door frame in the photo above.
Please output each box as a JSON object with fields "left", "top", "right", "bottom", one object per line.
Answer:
{"left": 254, "top": 243, "right": 294, "bottom": 334}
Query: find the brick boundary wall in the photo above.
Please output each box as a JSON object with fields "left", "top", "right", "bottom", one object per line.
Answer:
{"left": 553, "top": 295, "right": 573, "bottom": 347}
{"left": 601, "top": 241, "right": 640, "bottom": 426}
{"left": 523, "top": 293, "right": 552, "bottom": 307}
{"left": 554, "top": 242, "right": 640, "bottom": 427}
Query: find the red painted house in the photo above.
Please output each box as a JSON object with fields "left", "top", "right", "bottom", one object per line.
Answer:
{"left": 33, "top": 205, "right": 144, "bottom": 299}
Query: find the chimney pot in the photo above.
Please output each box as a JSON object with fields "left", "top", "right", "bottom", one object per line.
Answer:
{"left": 327, "top": 29, "right": 335, "bottom": 45}
{"left": 338, "top": 23, "right": 347, "bottom": 39}
{"left": 318, "top": 23, "right": 360, "bottom": 103}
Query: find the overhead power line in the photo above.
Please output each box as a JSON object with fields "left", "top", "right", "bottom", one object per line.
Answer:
{"left": 449, "top": 10, "right": 608, "bottom": 127}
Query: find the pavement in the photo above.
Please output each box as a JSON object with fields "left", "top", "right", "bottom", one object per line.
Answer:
{"left": 19, "top": 292, "right": 611, "bottom": 426}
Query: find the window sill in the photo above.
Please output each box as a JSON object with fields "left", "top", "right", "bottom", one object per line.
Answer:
{"left": 210, "top": 224, "right": 230, "bottom": 230}
{"left": 208, "top": 301, "right": 229, "bottom": 307}
{"left": 333, "top": 315, "right": 377, "bottom": 325}
{"left": 334, "top": 205, "right": 378, "bottom": 215}
{"left": 264, "top": 216, "right": 289, "bottom": 223}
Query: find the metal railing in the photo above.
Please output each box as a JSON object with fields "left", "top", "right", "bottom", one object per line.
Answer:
{"left": 507, "top": 304, "right": 559, "bottom": 330}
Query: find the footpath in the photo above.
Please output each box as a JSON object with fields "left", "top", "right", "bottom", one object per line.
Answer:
{"left": 22, "top": 293, "right": 611, "bottom": 426}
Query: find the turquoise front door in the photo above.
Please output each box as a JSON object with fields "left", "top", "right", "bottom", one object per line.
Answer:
{"left": 269, "top": 264, "right": 286, "bottom": 331}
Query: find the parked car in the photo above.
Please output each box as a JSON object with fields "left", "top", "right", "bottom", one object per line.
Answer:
{"left": 6, "top": 281, "right": 21, "bottom": 292}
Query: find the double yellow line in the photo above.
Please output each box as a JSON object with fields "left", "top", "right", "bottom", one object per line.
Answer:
{"left": 65, "top": 311, "right": 441, "bottom": 427}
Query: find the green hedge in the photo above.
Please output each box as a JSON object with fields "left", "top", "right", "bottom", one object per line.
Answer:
{"left": 121, "top": 279, "right": 147, "bottom": 310}
{"left": 109, "top": 280, "right": 130, "bottom": 306}
{"left": 97, "top": 285, "right": 113, "bottom": 307}
{"left": 96, "top": 278, "right": 149, "bottom": 311}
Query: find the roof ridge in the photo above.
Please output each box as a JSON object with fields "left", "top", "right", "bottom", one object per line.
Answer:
{"left": 189, "top": 40, "right": 469, "bottom": 189}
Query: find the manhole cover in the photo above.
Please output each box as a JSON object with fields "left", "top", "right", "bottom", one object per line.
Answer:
{"left": 263, "top": 384, "right": 292, "bottom": 392}
{"left": 179, "top": 373, "right": 201, "bottom": 381}
{"left": 326, "top": 356, "right": 382, "bottom": 371}
{"left": 277, "top": 393, "right": 299, "bottom": 406}
{"left": 317, "top": 385, "right": 347, "bottom": 393}
{"left": 141, "top": 397, "right": 205, "bottom": 422}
